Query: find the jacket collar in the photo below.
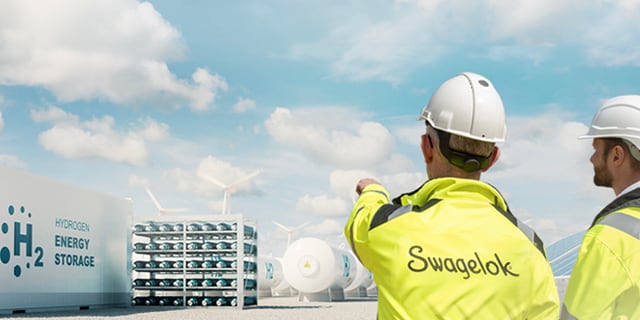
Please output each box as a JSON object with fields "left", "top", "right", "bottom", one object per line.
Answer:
{"left": 591, "top": 187, "right": 640, "bottom": 227}
{"left": 393, "top": 177, "right": 509, "bottom": 212}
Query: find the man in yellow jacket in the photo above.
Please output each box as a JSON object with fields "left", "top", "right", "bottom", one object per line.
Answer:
{"left": 561, "top": 95, "right": 640, "bottom": 319}
{"left": 345, "top": 72, "right": 559, "bottom": 319}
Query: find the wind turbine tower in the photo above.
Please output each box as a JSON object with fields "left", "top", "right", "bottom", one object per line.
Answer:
{"left": 200, "top": 169, "right": 261, "bottom": 214}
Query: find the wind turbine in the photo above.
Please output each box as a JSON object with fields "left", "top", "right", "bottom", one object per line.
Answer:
{"left": 200, "top": 169, "right": 261, "bottom": 214}
{"left": 273, "top": 221, "right": 310, "bottom": 247}
{"left": 144, "top": 186, "right": 189, "bottom": 215}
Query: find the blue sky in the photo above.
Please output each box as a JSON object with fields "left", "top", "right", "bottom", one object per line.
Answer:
{"left": 1, "top": 0, "right": 639, "bottom": 256}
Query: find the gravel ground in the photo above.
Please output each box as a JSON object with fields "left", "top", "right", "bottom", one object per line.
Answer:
{"left": 0, "top": 296, "right": 379, "bottom": 320}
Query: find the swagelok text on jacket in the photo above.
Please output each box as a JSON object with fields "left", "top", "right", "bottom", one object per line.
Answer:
{"left": 407, "top": 245, "right": 519, "bottom": 279}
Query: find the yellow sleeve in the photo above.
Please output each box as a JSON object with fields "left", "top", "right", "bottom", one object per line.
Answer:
{"left": 561, "top": 233, "right": 632, "bottom": 319}
{"left": 343, "top": 183, "right": 390, "bottom": 269}
{"left": 528, "top": 258, "right": 561, "bottom": 319}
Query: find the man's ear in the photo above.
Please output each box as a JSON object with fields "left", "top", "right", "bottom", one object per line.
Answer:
{"left": 610, "top": 145, "right": 626, "bottom": 167}
{"left": 421, "top": 134, "right": 433, "bottom": 164}
{"left": 482, "top": 146, "right": 501, "bottom": 172}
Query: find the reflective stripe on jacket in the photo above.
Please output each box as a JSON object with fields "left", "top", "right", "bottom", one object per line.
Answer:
{"left": 345, "top": 177, "right": 559, "bottom": 319}
{"left": 561, "top": 188, "right": 640, "bottom": 320}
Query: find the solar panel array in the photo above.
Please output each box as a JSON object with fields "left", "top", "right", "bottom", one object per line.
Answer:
{"left": 546, "top": 231, "right": 586, "bottom": 276}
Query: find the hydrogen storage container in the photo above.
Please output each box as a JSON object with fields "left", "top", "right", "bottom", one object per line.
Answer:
{"left": 0, "top": 167, "right": 132, "bottom": 314}
{"left": 282, "top": 237, "right": 356, "bottom": 300}
{"left": 131, "top": 214, "right": 258, "bottom": 309}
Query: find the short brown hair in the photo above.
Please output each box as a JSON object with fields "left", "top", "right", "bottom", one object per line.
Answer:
{"left": 449, "top": 134, "right": 495, "bottom": 157}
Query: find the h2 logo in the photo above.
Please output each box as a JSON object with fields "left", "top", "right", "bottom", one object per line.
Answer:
{"left": 342, "top": 254, "right": 351, "bottom": 278}
{"left": 265, "top": 262, "right": 274, "bottom": 279}
{"left": 1, "top": 205, "right": 44, "bottom": 277}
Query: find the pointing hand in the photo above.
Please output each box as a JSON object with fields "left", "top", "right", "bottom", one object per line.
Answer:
{"left": 355, "top": 178, "right": 380, "bottom": 195}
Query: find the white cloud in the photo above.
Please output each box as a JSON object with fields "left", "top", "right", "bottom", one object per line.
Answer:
{"left": 0, "top": 154, "right": 27, "bottom": 169}
{"left": 196, "top": 156, "right": 262, "bottom": 194}
{"left": 136, "top": 117, "right": 169, "bottom": 141}
{"left": 189, "top": 68, "right": 229, "bottom": 111}
{"left": 206, "top": 199, "right": 226, "bottom": 215}
{"left": 394, "top": 125, "right": 424, "bottom": 146}
{"left": 329, "top": 169, "right": 375, "bottom": 200}
{"left": 167, "top": 167, "right": 203, "bottom": 195}
{"left": 485, "top": 0, "right": 587, "bottom": 43}
{"left": 31, "top": 106, "right": 169, "bottom": 166}
{"left": 583, "top": 2, "right": 640, "bottom": 66}
{"left": 378, "top": 153, "right": 417, "bottom": 175}
{"left": 290, "top": 0, "right": 640, "bottom": 83}
{"left": 491, "top": 112, "right": 593, "bottom": 180}
{"left": 38, "top": 123, "right": 145, "bottom": 166}
{"left": 31, "top": 105, "right": 78, "bottom": 124}
{"left": 290, "top": 8, "right": 440, "bottom": 84}
{"left": 166, "top": 156, "right": 262, "bottom": 210}
{"left": 0, "top": 0, "right": 228, "bottom": 111}
{"left": 233, "top": 97, "right": 257, "bottom": 113}
{"left": 128, "top": 174, "right": 149, "bottom": 187}
{"left": 330, "top": 15, "right": 439, "bottom": 85}
{"left": 485, "top": 110, "right": 612, "bottom": 243}
{"left": 264, "top": 107, "right": 394, "bottom": 168}
{"left": 305, "top": 219, "right": 344, "bottom": 236}
{"left": 333, "top": 170, "right": 423, "bottom": 198}
{"left": 378, "top": 171, "right": 426, "bottom": 196}
{"left": 315, "top": 167, "right": 426, "bottom": 218}
{"left": 296, "top": 194, "right": 350, "bottom": 217}
{"left": 136, "top": 159, "right": 263, "bottom": 216}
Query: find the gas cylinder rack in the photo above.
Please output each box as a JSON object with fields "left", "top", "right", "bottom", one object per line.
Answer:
{"left": 130, "top": 214, "right": 258, "bottom": 308}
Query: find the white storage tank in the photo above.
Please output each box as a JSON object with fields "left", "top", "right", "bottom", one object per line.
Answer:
{"left": 282, "top": 237, "right": 356, "bottom": 295}
{"left": 0, "top": 167, "right": 132, "bottom": 313}
{"left": 257, "top": 256, "right": 284, "bottom": 297}
{"left": 343, "top": 250, "right": 373, "bottom": 297}
{"left": 271, "top": 257, "right": 297, "bottom": 297}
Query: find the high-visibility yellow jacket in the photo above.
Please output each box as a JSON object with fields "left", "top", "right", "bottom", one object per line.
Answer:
{"left": 561, "top": 188, "right": 640, "bottom": 320}
{"left": 345, "top": 177, "right": 559, "bottom": 319}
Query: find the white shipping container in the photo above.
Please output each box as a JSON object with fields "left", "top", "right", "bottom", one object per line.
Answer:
{"left": 0, "top": 167, "right": 132, "bottom": 313}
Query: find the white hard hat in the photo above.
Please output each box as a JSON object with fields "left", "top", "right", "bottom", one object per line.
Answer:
{"left": 418, "top": 72, "right": 507, "bottom": 143}
{"left": 579, "top": 95, "right": 640, "bottom": 159}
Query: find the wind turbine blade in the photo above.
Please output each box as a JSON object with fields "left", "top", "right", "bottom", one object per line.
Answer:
{"left": 273, "top": 221, "right": 292, "bottom": 232}
{"left": 294, "top": 222, "right": 310, "bottom": 230}
{"left": 199, "top": 173, "right": 229, "bottom": 189}
{"left": 146, "top": 187, "right": 189, "bottom": 214}
{"left": 144, "top": 187, "right": 163, "bottom": 210}
{"left": 228, "top": 169, "right": 262, "bottom": 188}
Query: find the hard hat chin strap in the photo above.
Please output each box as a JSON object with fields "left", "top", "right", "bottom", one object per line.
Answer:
{"left": 435, "top": 129, "right": 491, "bottom": 173}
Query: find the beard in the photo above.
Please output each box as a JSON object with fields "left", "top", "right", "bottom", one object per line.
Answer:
{"left": 593, "top": 162, "right": 613, "bottom": 187}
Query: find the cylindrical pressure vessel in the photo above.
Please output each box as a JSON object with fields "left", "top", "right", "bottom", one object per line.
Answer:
{"left": 343, "top": 250, "right": 373, "bottom": 291}
{"left": 282, "top": 237, "right": 356, "bottom": 293}
{"left": 257, "top": 256, "right": 284, "bottom": 291}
